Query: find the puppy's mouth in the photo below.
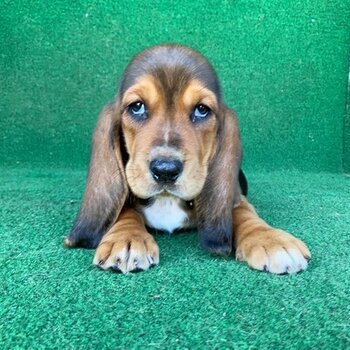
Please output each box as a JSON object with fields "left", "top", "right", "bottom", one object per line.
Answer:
{"left": 141, "top": 179, "right": 195, "bottom": 201}
{"left": 150, "top": 182, "right": 185, "bottom": 198}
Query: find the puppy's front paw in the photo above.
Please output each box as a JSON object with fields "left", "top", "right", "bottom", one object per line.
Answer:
{"left": 236, "top": 229, "right": 311, "bottom": 274}
{"left": 93, "top": 231, "right": 159, "bottom": 273}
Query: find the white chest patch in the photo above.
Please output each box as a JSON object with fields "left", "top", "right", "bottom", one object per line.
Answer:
{"left": 141, "top": 196, "right": 190, "bottom": 233}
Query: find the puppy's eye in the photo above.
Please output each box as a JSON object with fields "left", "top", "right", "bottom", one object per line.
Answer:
{"left": 128, "top": 101, "right": 148, "bottom": 121}
{"left": 191, "top": 104, "right": 211, "bottom": 123}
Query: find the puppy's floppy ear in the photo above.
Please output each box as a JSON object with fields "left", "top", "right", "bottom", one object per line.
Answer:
{"left": 196, "top": 107, "right": 242, "bottom": 255}
{"left": 65, "top": 103, "right": 128, "bottom": 249}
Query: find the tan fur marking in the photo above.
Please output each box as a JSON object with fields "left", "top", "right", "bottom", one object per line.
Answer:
{"left": 181, "top": 79, "right": 218, "bottom": 111}
{"left": 122, "top": 74, "right": 161, "bottom": 109}
{"left": 121, "top": 75, "right": 218, "bottom": 201}
{"left": 93, "top": 208, "right": 159, "bottom": 273}
{"left": 233, "top": 197, "right": 311, "bottom": 274}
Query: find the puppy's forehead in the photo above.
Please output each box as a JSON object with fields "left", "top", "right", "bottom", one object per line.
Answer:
{"left": 119, "top": 45, "right": 221, "bottom": 100}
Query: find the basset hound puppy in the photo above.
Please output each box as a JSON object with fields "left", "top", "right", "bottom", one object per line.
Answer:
{"left": 65, "top": 44, "right": 311, "bottom": 274}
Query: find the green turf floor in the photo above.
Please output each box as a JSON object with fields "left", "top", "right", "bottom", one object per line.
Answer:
{"left": 1, "top": 167, "right": 349, "bottom": 349}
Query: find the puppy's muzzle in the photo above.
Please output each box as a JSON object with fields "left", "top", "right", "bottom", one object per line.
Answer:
{"left": 150, "top": 158, "right": 183, "bottom": 184}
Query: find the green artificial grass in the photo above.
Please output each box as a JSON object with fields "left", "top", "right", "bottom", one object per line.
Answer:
{"left": 1, "top": 167, "right": 349, "bottom": 349}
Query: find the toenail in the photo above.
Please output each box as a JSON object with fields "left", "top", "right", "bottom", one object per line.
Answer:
{"left": 131, "top": 267, "right": 143, "bottom": 273}
{"left": 111, "top": 265, "right": 122, "bottom": 273}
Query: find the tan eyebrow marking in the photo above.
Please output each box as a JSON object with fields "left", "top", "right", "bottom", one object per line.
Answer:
{"left": 122, "top": 74, "right": 161, "bottom": 108}
{"left": 181, "top": 79, "right": 218, "bottom": 111}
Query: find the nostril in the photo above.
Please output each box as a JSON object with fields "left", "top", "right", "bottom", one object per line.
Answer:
{"left": 150, "top": 159, "right": 183, "bottom": 182}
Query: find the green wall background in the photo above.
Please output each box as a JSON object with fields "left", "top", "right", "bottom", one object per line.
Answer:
{"left": 345, "top": 79, "right": 350, "bottom": 173}
{"left": 1, "top": 0, "right": 349, "bottom": 172}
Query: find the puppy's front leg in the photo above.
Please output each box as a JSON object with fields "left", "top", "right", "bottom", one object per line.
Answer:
{"left": 233, "top": 197, "right": 311, "bottom": 274}
{"left": 93, "top": 208, "right": 159, "bottom": 273}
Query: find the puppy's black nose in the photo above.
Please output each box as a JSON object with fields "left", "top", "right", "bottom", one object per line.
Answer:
{"left": 150, "top": 158, "right": 183, "bottom": 183}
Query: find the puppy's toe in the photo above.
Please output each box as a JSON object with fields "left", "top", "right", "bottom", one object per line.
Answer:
{"left": 93, "top": 232, "right": 159, "bottom": 273}
{"left": 236, "top": 229, "right": 310, "bottom": 274}
{"left": 266, "top": 246, "right": 308, "bottom": 274}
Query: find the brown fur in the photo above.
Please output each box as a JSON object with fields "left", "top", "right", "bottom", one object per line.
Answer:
{"left": 66, "top": 44, "right": 310, "bottom": 274}
{"left": 65, "top": 104, "right": 128, "bottom": 248}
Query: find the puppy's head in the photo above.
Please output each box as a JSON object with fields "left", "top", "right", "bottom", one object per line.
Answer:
{"left": 118, "top": 45, "right": 222, "bottom": 200}
{"left": 68, "top": 45, "right": 242, "bottom": 255}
